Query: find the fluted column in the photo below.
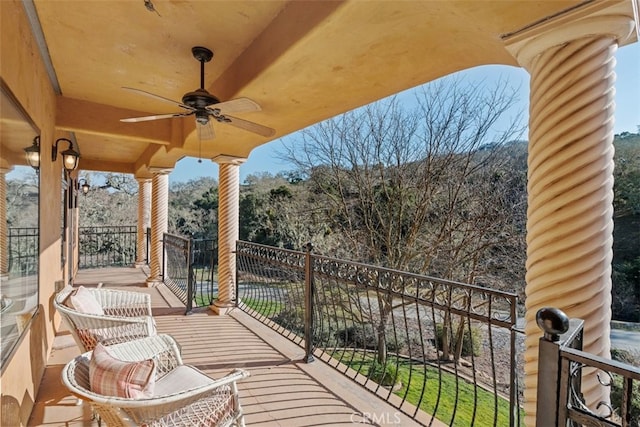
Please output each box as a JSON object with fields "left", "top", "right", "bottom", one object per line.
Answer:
{"left": 212, "top": 155, "right": 246, "bottom": 315}
{"left": 146, "top": 169, "right": 171, "bottom": 287}
{"left": 134, "top": 177, "right": 151, "bottom": 267}
{"left": 0, "top": 167, "right": 11, "bottom": 280}
{"left": 505, "top": 9, "right": 636, "bottom": 426}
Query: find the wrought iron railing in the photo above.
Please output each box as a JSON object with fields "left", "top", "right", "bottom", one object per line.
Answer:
{"left": 162, "top": 233, "right": 217, "bottom": 313}
{"left": 7, "top": 227, "right": 38, "bottom": 276}
{"left": 78, "top": 226, "right": 137, "bottom": 268}
{"left": 236, "top": 241, "right": 522, "bottom": 426}
{"left": 536, "top": 307, "right": 640, "bottom": 427}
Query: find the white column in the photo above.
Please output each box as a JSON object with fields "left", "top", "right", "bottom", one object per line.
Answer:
{"left": 211, "top": 155, "right": 246, "bottom": 315}
{"left": 505, "top": 9, "right": 636, "bottom": 426}
{"left": 146, "top": 169, "right": 171, "bottom": 287}
{"left": 134, "top": 177, "right": 151, "bottom": 267}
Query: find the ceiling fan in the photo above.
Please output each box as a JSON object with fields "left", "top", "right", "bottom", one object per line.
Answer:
{"left": 120, "top": 46, "right": 275, "bottom": 141}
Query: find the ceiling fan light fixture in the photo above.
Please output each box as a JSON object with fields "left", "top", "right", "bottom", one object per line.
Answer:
{"left": 196, "top": 111, "right": 210, "bottom": 125}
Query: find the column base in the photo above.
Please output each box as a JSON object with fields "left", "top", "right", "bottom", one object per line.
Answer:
{"left": 134, "top": 261, "right": 147, "bottom": 268}
{"left": 210, "top": 301, "right": 236, "bottom": 316}
{"left": 145, "top": 278, "right": 162, "bottom": 288}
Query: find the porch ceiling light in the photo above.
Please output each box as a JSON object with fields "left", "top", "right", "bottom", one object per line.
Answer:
{"left": 52, "top": 138, "right": 80, "bottom": 172}
{"left": 24, "top": 136, "right": 41, "bottom": 172}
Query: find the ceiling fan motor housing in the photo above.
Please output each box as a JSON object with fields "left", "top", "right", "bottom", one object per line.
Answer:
{"left": 182, "top": 89, "right": 220, "bottom": 108}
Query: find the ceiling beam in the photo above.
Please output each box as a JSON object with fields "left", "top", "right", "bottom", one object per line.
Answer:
{"left": 78, "top": 159, "right": 135, "bottom": 174}
{"left": 56, "top": 96, "right": 172, "bottom": 145}
{"left": 211, "top": 0, "right": 345, "bottom": 100}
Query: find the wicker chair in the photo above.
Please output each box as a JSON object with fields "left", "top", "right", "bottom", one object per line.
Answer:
{"left": 61, "top": 334, "right": 250, "bottom": 427}
{"left": 54, "top": 285, "right": 156, "bottom": 352}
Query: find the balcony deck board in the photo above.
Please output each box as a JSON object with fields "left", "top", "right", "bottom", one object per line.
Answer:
{"left": 29, "top": 268, "right": 436, "bottom": 426}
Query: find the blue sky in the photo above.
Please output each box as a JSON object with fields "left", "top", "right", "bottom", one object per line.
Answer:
{"left": 174, "top": 41, "right": 637, "bottom": 183}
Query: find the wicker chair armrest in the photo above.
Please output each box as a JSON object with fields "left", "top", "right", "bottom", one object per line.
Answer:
{"left": 54, "top": 286, "right": 74, "bottom": 305}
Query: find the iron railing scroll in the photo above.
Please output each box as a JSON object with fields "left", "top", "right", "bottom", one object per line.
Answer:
{"left": 535, "top": 307, "right": 640, "bottom": 427}
{"left": 236, "top": 240, "right": 521, "bottom": 427}
{"left": 162, "top": 233, "right": 217, "bottom": 314}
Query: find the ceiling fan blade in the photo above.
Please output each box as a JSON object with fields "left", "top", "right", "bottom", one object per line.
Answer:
{"left": 197, "top": 120, "right": 215, "bottom": 141}
{"left": 224, "top": 115, "right": 275, "bottom": 137}
{"left": 212, "top": 97, "right": 261, "bottom": 114}
{"left": 120, "top": 112, "right": 192, "bottom": 123}
{"left": 122, "top": 87, "right": 194, "bottom": 110}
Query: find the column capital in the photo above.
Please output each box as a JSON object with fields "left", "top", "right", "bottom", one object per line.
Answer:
{"left": 0, "top": 166, "right": 14, "bottom": 174}
{"left": 134, "top": 176, "right": 152, "bottom": 183}
{"left": 213, "top": 154, "right": 247, "bottom": 166}
{"left": 504, "top": 1, "right": 637, "bottom": 69}
{"left": 147, "top": 166, "right": 173, "bottom": 175}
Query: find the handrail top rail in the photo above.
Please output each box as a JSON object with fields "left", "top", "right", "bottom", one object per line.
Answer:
{"left": 237, "top": 239, "right": 519, "bottom": 300}
{"left": 560, "top": 345, "right": 640, "bottom": 379}
{"left": 164, "top": 232, "right": 214, "bottom": 244}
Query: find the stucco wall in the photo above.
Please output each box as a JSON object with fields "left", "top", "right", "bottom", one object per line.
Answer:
{"left": 1, "top": 0, "right": 63, "bottom": 425}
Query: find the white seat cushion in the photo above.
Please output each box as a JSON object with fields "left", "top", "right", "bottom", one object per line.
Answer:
{"left": 153, "top": 365, "right": 214, "bottom": 397}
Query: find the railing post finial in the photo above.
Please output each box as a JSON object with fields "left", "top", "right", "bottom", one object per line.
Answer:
{"left": 536, "top": 307, "right": 569, "bottom": 342}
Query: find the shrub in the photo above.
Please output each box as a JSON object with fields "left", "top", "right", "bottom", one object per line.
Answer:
{"left": 611, "top": 348, "right": 638, "bottom": 366}
{"left": 610, "top": 374, "right": 640, "bottom": 425}
{"left": 435, "top": 322, "right": 481, "bottom": 357}
{"left": 367, "top": 361, "right": 399, "bottom": 387}
{"left": 336, "top": 324, "right": 377, "bottom": 349}
{"left": 272, "top": 309, "right": 304, "bottom": 335}
{"left": 385, "top": 333, "right": 406, "bottom": 353}
{"left": 610, "top": 349, "right": 640, "bottom": 425}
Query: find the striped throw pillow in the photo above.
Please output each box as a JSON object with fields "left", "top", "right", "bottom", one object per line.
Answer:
{"left": 89, "top": 343, "right": 155, "bottom": 398}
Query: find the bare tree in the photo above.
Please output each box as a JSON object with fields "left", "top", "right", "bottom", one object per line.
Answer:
{"left": 5, "top": 168, "right": 39, "bottom": 228}
{"left": 79, "top": 173, "right": 138, "bottom": 226}
{"left": 281, "top": 76, "right": 526, "bottom": 363}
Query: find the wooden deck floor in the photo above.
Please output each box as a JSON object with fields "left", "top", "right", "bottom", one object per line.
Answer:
{"left": 28, "top": 267, "right": 433, "bottom": 426}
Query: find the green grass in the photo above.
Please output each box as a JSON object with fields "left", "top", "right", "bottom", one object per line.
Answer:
{"left": 194, "top": 293, "right": 216, "bottom": 306}
{"left": 336, "top": 351, "right": 519, "bottom": 427}
{"left": 241, "top": 297, "right": 284, "bottom": 317}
